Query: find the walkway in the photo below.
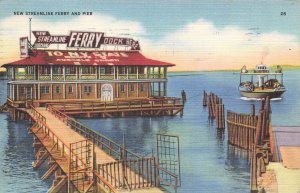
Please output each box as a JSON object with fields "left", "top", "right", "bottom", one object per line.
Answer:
{"left": 27, "top": 107, "right": 165, "bottom": 193}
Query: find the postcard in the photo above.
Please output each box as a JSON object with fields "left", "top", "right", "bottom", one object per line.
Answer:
{"left": 0, "top": 1, "right": 299, "bottom": 193}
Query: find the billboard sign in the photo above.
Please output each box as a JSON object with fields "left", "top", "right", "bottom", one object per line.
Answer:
{"left": 20, "top": 37, "right": 29, "bottom": 58}
{"left": 32, "top": 31, "right": 140, "bottom": 50}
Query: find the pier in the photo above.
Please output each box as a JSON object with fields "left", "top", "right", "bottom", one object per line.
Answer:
{"left": 17, "top": 105, "right": 180, "bottom": 193}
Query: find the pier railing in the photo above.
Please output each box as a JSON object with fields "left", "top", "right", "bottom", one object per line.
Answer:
{"left": 30, "top": 105, "right": 46, "bottom": 123}
{"left": 29, "top": 106, "right": 117, "bottom": 193}
{"left": 46, "top": 105, "right": 142, "bottom": 160}
{"left": 46, "top": 97, "right": 183, "bottom": 113}
{"left": 97, "top": 157, "right": 158, "bottom": 191}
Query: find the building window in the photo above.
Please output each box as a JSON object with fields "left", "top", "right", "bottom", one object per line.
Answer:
{"left": 138, "top": 67, "right": 145, "bottom": 74}
{"left": 140, "top": 84, "right": 144, "bottom": 92}
{"left": 84, "top": 86, "right": 92, "bottom": 93}
{"left": 119, "top": 67, "right": 126, "bottom": 74}
{"left": 56, "top": 86, "right": 60, "bottom": 93}
{"left": 26, "top": 66, "right": 35, "bottom": 75}
{"left": 65, "top": 66, "right": 76, "bottom": 74}
{"left": 130, "top": 84, "right": 134, "bottom": 92}
{"left": 41, "top": 86, "right": 50, "bottom": 94}
{"left": 120, "top": 84, "right": 125, "bottom": 92}
{"left": 53, "top": 66, "right": 63, "bottom": 74}
{"left": 16, "top": 67, "right": 26, "bottom": 75}
{"left": 68, "top": 85, "right": 73, "bottom": 93}
{"left": 128, "top": 67, "right": 136, "bottom": 74}
{"left": 81, "top": 66, "right": 95, "bottom": 74}
{"left": 100, "top": 67, "right": 105, "bottom": 74}
{"left": 20, "top": 86, "right": 25, "bottom": 94}
{"left": 39, "top": 66, "right": 51, "bottom": 75}
{"left": 100, "top": 66, "right": 113, "bottom": 75}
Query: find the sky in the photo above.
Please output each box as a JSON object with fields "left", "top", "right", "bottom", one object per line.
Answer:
{"left": 0, "top": 0, "right": 299, "bottom": 71}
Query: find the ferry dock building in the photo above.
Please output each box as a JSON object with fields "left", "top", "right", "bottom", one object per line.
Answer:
{"left": 1, "top": 32, "right": 183, "bottom": 192}
{"left": 4, "top": 49, "right": 183, "bottom": 117}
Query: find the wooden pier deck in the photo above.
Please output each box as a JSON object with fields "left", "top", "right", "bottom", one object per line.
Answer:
{"left": 26, "top": 106, "right": 166, "bottom": 193}
{"left": 45, "top": 97, "right": 184, "bottom": 118}
{"left": 31, "top": 108, "right": 116, "bottom": 164}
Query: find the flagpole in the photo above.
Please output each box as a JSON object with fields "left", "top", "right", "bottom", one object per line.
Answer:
{"left": 29, "top": 18, "right": 32, "bottom": 44}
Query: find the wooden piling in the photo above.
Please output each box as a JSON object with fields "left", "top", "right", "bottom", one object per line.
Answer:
{"left": 250, "top": 145, "right": 258, "bottom": 192}
{"left": 181, "top": 90, "right": 186, "bottom": 103}
{"left": 260, "top": 99, "right": 265, "bottom": 111}
{"left": 216, "top": 104, "right": 225, "bottom": 129}
{"left": 203, "top": 91, "right": 207, "bottom": 106}
{"left": 265, "top": 96, "right": 271, "bottom": 114}
{"left": 255, "top": 111, "right": 263, "bottom": 146}
{"left": 250, "top": 104, "right": 255, "bottom": 116}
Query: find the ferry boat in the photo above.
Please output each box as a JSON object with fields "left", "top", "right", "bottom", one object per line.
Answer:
{"left": 238, "top": 64, "right": 285, "bottom": 98}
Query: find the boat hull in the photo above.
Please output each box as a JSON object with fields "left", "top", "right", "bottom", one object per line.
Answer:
{"left": 239, "top": 90, "right": 285, "bottom": 98}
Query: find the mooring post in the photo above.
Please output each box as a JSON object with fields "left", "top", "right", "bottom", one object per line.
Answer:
{"left": 203, "top": 91, "right": 207, "bottom": 106}
{"left": 250, "top": 145, "right": 258, "bottom": 192}
{"left": 221, "top": 104, "right": 225, "bottom": 129}
{"left": 215, "top": 104, "right": 219, "bottom": 128}
{"left": 265, "top": 96, "right": 271, "bottom": 115}
{"left": 255, "top": 111, "right": 263, "bottom": 146}
{"left": 181, "top": 90, "right": 186, "bottom": 103}
{"left": 207, "top": 95, "right": 211, "bottom": 117}
{"left": 259, "top": 98, "right": 265, "bottom": 111}
{"left": 250, "top": 104, "right": 255, "bottom": 116}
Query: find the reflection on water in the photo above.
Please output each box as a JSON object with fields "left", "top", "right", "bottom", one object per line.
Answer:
{"left": 240, "top": 97, "right": 283, "bottom": 101}
{"left": 0, "top": 117, "right": 50, "bottom": 193}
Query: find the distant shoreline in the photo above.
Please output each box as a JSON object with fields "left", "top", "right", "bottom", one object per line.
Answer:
{"left": 169, "top": 65, "right": 300, "bottom": 73}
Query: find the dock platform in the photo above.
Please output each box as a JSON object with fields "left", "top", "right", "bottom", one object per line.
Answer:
{"left": 258, "top": 126, "right": 300, "bottom": 193}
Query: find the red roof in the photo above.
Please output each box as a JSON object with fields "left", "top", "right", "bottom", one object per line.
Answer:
{"left": 4, "top": 50, "right": 175, "bottom": 67}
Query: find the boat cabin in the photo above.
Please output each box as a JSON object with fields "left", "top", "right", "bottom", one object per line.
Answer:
{"left": 254, "top": 64, "right": 269, "bottom": 73}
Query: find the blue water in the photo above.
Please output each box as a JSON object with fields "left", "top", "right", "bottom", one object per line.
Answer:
{"left": 0, "top": 70, "right": 299, "bottom": 193}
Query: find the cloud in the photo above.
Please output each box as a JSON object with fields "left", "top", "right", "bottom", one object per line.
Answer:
{"left": 142, "top": 19, "right": 300, "bottom": 71}
{"left": 1, "top": 15, "right": 299, "bottom": 71}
